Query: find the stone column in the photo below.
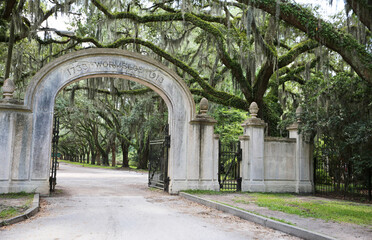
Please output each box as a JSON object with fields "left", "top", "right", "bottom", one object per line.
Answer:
{"left": 189, "top": 98, "right": 219, "bottom": 190}
{"left": 287, "top": 106, "right": 313, "bottom": 193}
{"left": 240, "top": 102, "right": 266, "bottom": 192}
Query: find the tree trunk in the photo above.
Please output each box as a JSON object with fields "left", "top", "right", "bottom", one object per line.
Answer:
{"left": 137, "top": 137, "right": 149, "bottom": 169}
{"left": 91, "top": 151, "right": 96, "bottom": 165}
{"left": 102, "top": 152, "right": 109, "bottom": 166}
{"left": 96, "top": 151, "right": 101, "bottom": 165}
{"left": 121, "top": 142, "right": 129, "bottom": 168}
{"left": 86, "top": 151, "right": 90, "bottom": 164}
{"left": 111, "top": 143, "right": 116, "bottom": 167}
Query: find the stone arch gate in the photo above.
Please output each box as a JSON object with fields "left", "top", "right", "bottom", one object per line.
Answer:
{"left": 0, "top": 48, "right": 220, "bottom": 195}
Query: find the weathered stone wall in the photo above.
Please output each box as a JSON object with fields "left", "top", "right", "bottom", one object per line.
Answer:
{"left": 264, "top": 138, "right": 296, "bottom": 180}
{"left": 240, "top": 103, "right": 313, "bottom": 193}
{"left": 0, "top": 49, "right": 220, "bottom": 195}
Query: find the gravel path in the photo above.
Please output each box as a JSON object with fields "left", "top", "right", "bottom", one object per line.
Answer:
{"left": 0, "top": 163, "right": 299, "bottom": 240}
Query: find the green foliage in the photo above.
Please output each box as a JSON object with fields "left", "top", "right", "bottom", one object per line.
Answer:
{"left": 300, "top": 72, "right": 372, "bottom": 194}
{"left": 315, "top": 168, "right": 332, "bottom": 185}
{"left": 55, "top": 79, "right": 167, "bottom": 169}
{"left": 211, "top": 105, "right": 246, "bottom": 143}
{"left": 301, "top": 73, "right": 372, "bottom": 172}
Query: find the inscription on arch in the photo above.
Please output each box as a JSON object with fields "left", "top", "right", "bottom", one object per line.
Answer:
{"left": 65, "top": 59, "right": 164, "bottom": 84}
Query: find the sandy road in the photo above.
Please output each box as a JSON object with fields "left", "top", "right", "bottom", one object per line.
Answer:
{"left": 0, "top": 163, "right": 300, "bottom": 240}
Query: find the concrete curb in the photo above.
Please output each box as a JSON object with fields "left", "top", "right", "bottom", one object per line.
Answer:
{"left": 180, "top": 192, "right": 336, "bottom": 240}
{"left": 0, "top": 193, "right": 40, "bottom": 227}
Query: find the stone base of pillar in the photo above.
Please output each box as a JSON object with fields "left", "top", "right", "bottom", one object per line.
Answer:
{"left": 242, "top": 180, "right": 313, "bottom": 193}
{"left": 0, "top": 180, "right": 49, "bottom": 195}
{"left": 297, "top": 181, "right": 313, "bottom": 193}
{"left": 264, "top": 181, "right": 297, "bottom": 192}
{"left": 169, "top": 180, "right": 220, "bottom": 194}
{"left": 242, "top": 180, "right": 266, "bottom": 192}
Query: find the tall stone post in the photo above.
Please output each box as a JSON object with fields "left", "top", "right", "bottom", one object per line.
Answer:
{"left": 287, "top": 106, "right": 313, "bottom": 193}
{"left": 240, "top": 102, "right": 266, "bottom": 192}
{"left": 189, "top": 98, "right": 219, "bottom": 190}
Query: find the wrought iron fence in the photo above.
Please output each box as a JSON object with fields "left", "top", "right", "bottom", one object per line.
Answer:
{"left": 314, "top": 157, "right": 372, "bottom": 202}
{"left": 218, "top": 140, "right": 242, "bottom": 192}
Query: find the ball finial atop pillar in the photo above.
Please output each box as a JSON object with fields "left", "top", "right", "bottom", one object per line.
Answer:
{"left": 249, "top": 102, "right": 259, "bottom": 118}
{"left": 200, "top": 97, "right": 209, "bottom": 114}
{"left": 2, "top": 78, "right": 15, "bottom": 100}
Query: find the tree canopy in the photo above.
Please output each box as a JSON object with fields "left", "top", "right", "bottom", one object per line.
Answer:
{"left": 0, "top": 0, "right": 371, "bottom": 169}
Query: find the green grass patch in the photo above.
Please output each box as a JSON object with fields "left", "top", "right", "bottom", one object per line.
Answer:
{"left": 59, "top": 160, "right": 149, "bottom": 172}
{"left": 0, "top": 192, "right": 32, "bottom": 199}
{"left": 181, "top": 190, "right": 225, "bottom": 195}
{"left": 0, "top": 192, "right": 34, "bottom": 220}
{"left": 59, "top": 160, "right": 123, "bottom": 169}
{"left": 236, "top": 193, "right": 372, "bottom": 226}
{"left": 214, "top": 200, "right": 295, "bottom": 226}
{"left": 0, "top": 207, "right": 20, "bottom": 219}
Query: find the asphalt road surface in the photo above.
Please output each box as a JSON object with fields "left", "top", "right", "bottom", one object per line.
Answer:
{"left": 0, "top": 163, "right": 299, "bottom": 240}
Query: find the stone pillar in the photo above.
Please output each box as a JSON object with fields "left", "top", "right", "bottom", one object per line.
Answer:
{"left": 287, "top": 106, "right": 313, "bottom": 193}
{"left": 189, "top": 98, "right": 219, "bottom": 190}
{"left": 240, "top": 102, "right": 266, "bottom": 192}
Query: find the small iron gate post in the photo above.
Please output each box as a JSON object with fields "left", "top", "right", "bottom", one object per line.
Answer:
{"left": 218, "top": 140, "right": 242, "bottom": 191}
{"left": 49, "top": 116, "right": 60, "bottom": 192}
{"left": 148, "top": 125, "right": 170, "bottom": 191}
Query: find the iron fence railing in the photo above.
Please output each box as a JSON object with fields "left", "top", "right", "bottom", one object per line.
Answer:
{"left": 218, "top": 140, "right": 242, "bottom": 192}
{"left": 314, "top": 157, "right": 372, "bottom": 202}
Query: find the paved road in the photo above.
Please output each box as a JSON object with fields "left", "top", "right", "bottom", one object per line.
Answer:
{"left": 0, "top": 163, "right": 299, "bottom": 240}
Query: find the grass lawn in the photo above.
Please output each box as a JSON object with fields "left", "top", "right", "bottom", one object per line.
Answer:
{"left": 182, "top": 190, "right": 372, "bottom": 226}
{"left": 59, "top": 160, "right": 148, "bottom": 172}
{"left": 59, "top": 159, "right": 122, "bottom": 169}
{"left": 0, "top": 192, "right": 34, "bottom": 220}
{"left": 234, "top": 193, "right": 372, "bottom": 226}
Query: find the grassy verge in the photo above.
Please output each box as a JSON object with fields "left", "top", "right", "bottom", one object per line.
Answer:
{"left": 0, "top": 192, "right": 34, "bottom": 220}
{"left": 59, "top": 160, "right": 121, "bottom": 169}
{"left": 214, "top": 200, "right": 295, "bottom": 225}
{"left": 59, "top": 160, "right": 148, "bottom": 172}
{"left": 233, "top": 193, "right": 372, "bottom": 226}
{"left": 182, "top": 190, "right": 225, "bottom": 195}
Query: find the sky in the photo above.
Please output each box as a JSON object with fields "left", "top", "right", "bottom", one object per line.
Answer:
{"left": 45, "top": 0, "right": 346, "bottom": 32}
{"left": 295, "top": 0, "right": 345, "bottom": 19}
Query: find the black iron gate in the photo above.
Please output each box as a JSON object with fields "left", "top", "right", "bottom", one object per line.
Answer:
{"left": 49, "top": 116, "right": 60, "bottom": 192}
{"left": 219, "top": 141, "right": 242, "bottom": 191}
{"left": 148, "top": 125, "right": 170, "bottom": 191}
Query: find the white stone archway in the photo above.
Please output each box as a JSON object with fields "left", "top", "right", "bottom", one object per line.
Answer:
{"left": 0, "top": 49, "right": 220, "bottom": 194}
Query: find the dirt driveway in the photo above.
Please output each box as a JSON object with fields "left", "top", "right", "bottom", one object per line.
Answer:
{"left": 0, "top": 163, "right": 299, "bottom": 240}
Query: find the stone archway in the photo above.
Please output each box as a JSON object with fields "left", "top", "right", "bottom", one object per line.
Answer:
{"left": 0, "top": 49, "right": 220, "bottom": 194}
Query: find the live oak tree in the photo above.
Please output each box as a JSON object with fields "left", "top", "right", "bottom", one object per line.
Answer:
{"left": 1, "top": 1, "right": 371, "bottom": 167}
{"left": 1, "top": 0, "right": 371, "bottom": 133}
{"left": 55, "top": 78, "right": 167, "bottom": 168}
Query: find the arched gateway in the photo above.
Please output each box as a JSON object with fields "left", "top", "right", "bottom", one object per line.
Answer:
{"left": 0, "top": 49, "right": 220, "bottom": 194}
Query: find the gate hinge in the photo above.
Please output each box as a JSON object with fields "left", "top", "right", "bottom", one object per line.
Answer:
{"left": 237, "top": 148, "right": 242, "bottom": 162}
{"left": 165, "top": 135, "right": 171, "bottom": 148}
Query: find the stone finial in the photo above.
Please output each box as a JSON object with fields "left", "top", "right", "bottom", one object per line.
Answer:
{"left": 2, "top": 78, "right": 15, "bottom": 99}
{"left": 200, "top": 97, "right": 209, "bottom": 114}
{"left": 249, "top": 102, "right": 259, "bottom": 118}
{"left": 296, "top": 105, "right": 303, "bottom": 123}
